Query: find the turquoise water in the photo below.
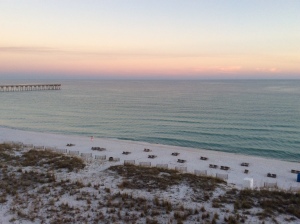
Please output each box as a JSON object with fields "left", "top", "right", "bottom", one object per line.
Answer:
{"left": 1, "top": 80, "right": 300, "bottom": 162}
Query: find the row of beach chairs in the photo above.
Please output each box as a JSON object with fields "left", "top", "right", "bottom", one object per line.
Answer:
{"left": 4, "top": 142, "right": 299, "bottom": 182}
{"left": 209, "top": 164, "right": 230, "bottom": 170}
{"left": 95, "top": 146, "right": 299, "bottom": 179}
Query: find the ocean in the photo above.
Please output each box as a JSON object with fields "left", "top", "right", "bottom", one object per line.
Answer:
{"left": 1, "top": 79, "right": 300, "bottom": 162}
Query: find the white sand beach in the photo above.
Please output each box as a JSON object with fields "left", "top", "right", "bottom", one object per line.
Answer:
{"left": 1, "top": 127, "right": 299, "bottom": 190}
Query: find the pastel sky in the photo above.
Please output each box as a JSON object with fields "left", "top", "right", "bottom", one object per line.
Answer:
{"left": 1, "top": 0, "right": 299, "bottom": 79}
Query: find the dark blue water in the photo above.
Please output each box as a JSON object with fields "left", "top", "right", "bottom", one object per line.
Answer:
{"left": 1, "top": 80, "right": 300, "bottom": 162}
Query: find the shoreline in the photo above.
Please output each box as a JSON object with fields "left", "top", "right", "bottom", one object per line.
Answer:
{"left": 0, "top": 126, "right": 299, "bottom": 190}
{"left": 1, "top": 125, "right": 298, "bottom": 163}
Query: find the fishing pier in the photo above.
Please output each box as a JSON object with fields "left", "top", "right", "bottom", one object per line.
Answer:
{"left": 0, "top": 84, "right": 61, "bottom": 92}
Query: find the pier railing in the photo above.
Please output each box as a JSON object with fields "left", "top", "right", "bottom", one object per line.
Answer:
{"left": 0, "top": 84, "right": 61, "bottom": 92}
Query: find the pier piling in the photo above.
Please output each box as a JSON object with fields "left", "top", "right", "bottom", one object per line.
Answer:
{"left": 0, "top": 84, "right": 61, "bottom": 92}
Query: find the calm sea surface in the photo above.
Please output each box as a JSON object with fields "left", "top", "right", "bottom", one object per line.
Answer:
{"left": 1, "top": 80, "right": 300, "bottom": 162}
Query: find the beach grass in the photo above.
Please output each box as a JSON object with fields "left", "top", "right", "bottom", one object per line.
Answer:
{"left": 110, "top": 165, "right": 225, "bottom": 201}
{"left": 21, "top": 149, "right": 85, "bottom": 171}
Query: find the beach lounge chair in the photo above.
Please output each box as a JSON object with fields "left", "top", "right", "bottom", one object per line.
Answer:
{"left": 209, "top": 164, "right": 218, "bottom": 169}
{"left": 241, "top": 162, "right": 249, "bottom": 167}
{"left": 291, "top": 169, "right": 300, "bottom": 174}
{"left": 122, "top": 151, "right": 131, "bottom": 155}
{"left": 177, "top": 159, "right": 186, "bottom": 163}
{"left": 148, "top": 155, "right": 157, "bottom": 159}
{"left": 91, "top": 147, "right": 106, "bottom": 151}
{"left": 244, "top": 169, "right": 249, "bottom": 174}
{"left": 220, "top": 166, "right": 230, "bottom": 170}
{"left": 144, "top": 148, "right": 151, "bottom": 152}
{"left": 66, "top": 143, "right": 75, "bottom": 147}
{"left": 172, "top": 152, "right": 180, "bottom": 156}
{"left": 267, "top": 173, "right": 277, "bottom": 178}
{"left": 200, "top": 156, "right": 208, "bottom": 160}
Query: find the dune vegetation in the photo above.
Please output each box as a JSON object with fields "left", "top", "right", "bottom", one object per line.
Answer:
{"left": 0, "top": 143, "right": 299, "bottom": 223}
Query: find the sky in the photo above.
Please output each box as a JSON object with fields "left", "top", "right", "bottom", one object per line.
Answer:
{"left": 0, "top": 0, "right": 299, "bottom": 79}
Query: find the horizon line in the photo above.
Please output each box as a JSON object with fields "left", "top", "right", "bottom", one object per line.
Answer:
{"left": 1, "top": 77, "right": 300, "bottom": 81}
